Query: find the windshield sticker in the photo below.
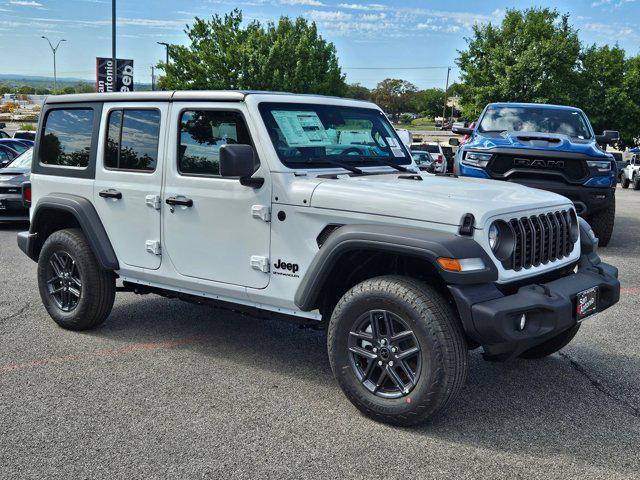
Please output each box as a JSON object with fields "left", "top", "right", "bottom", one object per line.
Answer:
{"left": 272, "top": 111, "right": 332, "bottom": 147}
{"left": 386, "top": 137, "right": 399, "bottom": 148}
{"left": 391, "top": 147, "right": 405, "bottom": 157}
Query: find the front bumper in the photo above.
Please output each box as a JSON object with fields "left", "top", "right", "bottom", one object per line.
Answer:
{"left": 449, "top": 252, "right": 619, "bottom": 361}
{"left": 506, "top": 178, "right": 614, "bottom": 216}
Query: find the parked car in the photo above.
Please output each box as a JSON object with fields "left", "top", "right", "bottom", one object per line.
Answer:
{"left": 0, "top": 144, "right": 19, "bottom": 167}
{"left": 410, "top": 150, "right": 433, "bottom": 170}
{"left": 17, "top": 91, "right": 619, "bottom": 426}
{"left": 620, "top": 154, "right": 640, "bottom": 189}
{"left": 453, "top": 103, "right": 618, "bottom": 246}
{"left": 13, "top": 130, "right": 36, "bottom": 141}
{"left": 0, "top": 138, "right": 30, "bottom": 155}
{"left": 611, "top": 152, "right": 627, "bottom": 183}
{"left": 411, "top": 142, "right": 446, "bottom": 173}
{"left": 0, "top": 147, "right": 32, "bottom": 221}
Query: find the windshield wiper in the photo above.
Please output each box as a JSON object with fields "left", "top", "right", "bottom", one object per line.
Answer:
{"left": 365, "top": 158, "right": 410, "bottom": 172}
{"left": 302, "top": 157, "right": 364, "bottom": 175}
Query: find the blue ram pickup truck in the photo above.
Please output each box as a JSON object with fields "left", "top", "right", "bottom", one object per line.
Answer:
{"left": 452, "top": 103, "right": 619, "bottom": 246}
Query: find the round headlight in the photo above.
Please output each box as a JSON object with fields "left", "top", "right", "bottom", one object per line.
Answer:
{"left": 488, "top": 220, "right": 515, "bottom": 262}
{"left": 488, "top": 223, "right": 499, "bottom": 251}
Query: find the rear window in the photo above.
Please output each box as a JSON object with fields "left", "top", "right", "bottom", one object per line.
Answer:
{"left": 40, "top": 109, "right": 94, "bottom": 168}
{"left": 105, "top": 109, "right": 160, "bottom": 171}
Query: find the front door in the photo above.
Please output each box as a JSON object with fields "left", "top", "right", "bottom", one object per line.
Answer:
{"left": 94, "top": 103, "right": 167, "bottom": 270}
{"left": 162, "top": 103, "right": 271, "bottom": 289}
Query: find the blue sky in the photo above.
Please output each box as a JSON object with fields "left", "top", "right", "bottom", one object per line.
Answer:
{"left": 1, "top": 0, "right": 639, "bottom": 88}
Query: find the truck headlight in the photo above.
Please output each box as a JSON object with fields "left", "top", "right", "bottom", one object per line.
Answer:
{"left": 586, "top": 160, "right": 612, "bottom": 172}
{"left": 488, "top": 220, "right": 515, "bottom": 261}
{"left": 462, "top": 152, "right": 493, "bottom": 168}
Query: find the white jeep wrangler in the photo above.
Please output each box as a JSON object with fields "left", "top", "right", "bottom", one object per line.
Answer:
{"left": 18, "top": 91, "right": 620, "bottom": 426}
{"left": 621, "top": 154, "right": 640, "bottom": 189}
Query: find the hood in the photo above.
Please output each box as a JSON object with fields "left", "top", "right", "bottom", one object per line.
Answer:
{"left": 309, "top": 173, "right": 572, "bottom": 228}
{"left": 471, "top": 131, "right": 609, "bottom": 158}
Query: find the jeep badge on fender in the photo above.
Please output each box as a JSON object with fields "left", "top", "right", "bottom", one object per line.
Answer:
{"left": 17, "top": 91, "right": 620, "bottom": 427}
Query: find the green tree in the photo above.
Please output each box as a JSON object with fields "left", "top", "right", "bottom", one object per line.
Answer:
{"left": 371, "top": 78, "right": 418, "bottom": 120}
{"left": 74, "top": 81, "right": 95, "bottom": 93}
{"left": 412, "top": 88, "right": 446, "bottom": 119}
{"left": 456, "top": 8, "right": 581, "bottom": 118}
{"left": 35, "top": 87, "right": 52, "bottom": 95}
{"left": 575, "top": 45, "right": 630, "bottom": 144}
{"left": 17, "top": 85, "right": 36, "bottom": 95}
{"left": 345, "top": 83, "right": 371, "bottom": 100}
{"left": 158, "top": 9, "right": 346, "bottom": 96}
{"left": 0, "top": 84, "right": 11, "bottom": 95}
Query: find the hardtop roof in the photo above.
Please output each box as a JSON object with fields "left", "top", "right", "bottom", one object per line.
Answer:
{"left": 45, "top": 90, "right": 373, "bottom": 105}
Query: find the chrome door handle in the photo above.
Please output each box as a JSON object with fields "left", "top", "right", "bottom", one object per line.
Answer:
{"left": 99, "top": 189, "right": 122, "bottom": 199}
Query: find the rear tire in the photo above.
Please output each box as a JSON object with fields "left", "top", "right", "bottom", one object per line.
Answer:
{"left": 621, "top": 176, "right": 630, "bottom": 189}
{"left": 37, "top": 228, "right": 116, "bottom": 331}
{"left": 588, "top": 196, "right": 615, "bottom": 247}
{"left": 328, "top": 276, "right": 468, "bottom": 426}
{"left": 519, "top": 324, "right": 580, "bottom": 359}
{"left": 633, "top": 175, "right": 640, "bottom": 191}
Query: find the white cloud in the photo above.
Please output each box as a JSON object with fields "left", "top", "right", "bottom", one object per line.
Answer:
{"left": 9, "top": 0, "right": 44, "bottom": 6}
{"left": 307, "top": 10, "right": 353, "bottom": 21}
{"left": 338, "top": 3, "right": 386, "bottom": 11}
{"left": 280, "top": 0, "right": 325, "bottom": 5}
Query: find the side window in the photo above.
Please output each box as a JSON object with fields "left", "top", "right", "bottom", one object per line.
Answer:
{"left": 178, "top": 110, "right": 253, "bottom": 176}
{"left": 105, "top": 109, "right": 160, "bottom": 172}
{"left": 40, "top": 109, "right": 94, "bottom": 168}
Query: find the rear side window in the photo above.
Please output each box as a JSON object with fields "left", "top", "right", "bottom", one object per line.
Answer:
{"left": 105, "top": 109, "right": 161, "bottom": 171}
{"left": 40, "top": 109, "right": 94, "bottom": 168}
{"left": 178, "top": 110, "right": 253, "bottom": 176}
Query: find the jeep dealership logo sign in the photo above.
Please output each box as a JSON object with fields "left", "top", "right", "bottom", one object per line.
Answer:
{"left": 96, "top": 58, "right": 134, "bottom": 93}
{"left": 514, "top": 158, "right": 565, "bottom": 169}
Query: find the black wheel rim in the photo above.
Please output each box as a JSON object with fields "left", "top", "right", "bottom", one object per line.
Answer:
{"left": 348, "top": 310, "right": 422, "bottom": 399}
{"left": 46, "top": 251, "right": 82, "bottom": 312}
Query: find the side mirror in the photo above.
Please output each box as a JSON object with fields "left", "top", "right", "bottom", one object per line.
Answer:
{"left": 596, "top": 130, "right": 620, "bottom": 146}
{"left": 451, "top": 122, "right": 474, "bottom": 136}
{"left": 449, "top": 138, "right": 460, "bottom": 147}
{"left": 0, "top": 160, "right": 10, "bottom": 169}
{"left": 0, "top": 122, "right": 6, "bottom": 129}
{"left": 219, "top": 144, "right": 263, "bottom": 188}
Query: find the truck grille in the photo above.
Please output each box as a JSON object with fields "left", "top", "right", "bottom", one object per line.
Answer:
{"left": 488, "top": 154, "right": 588, "bottom": 183}
{"left": 506, "top": 210, "right": 575, "bottom": 271}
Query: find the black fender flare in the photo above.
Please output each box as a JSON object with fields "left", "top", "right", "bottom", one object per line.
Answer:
{"left": 25, "top": 193, "right": 119, "bottom": 270}
{"left": 294, "top": 224, "right": 498, "bottom": 312}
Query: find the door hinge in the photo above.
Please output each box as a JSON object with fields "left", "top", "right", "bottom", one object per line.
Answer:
{"left": 251, "top": 204, "right": 271, "bottom": 222}
{"left": 145, "top": 195, "right": 162, "bottom": 210}
{"left": 250, "top": 255, "right": 270, "bottom": 273}
{"left": 145, "top": 240, "right": 162, "bottom": 255}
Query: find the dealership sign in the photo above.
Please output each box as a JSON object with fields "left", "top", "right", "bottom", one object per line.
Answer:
{"left": 96, "top": 58, "right": 134, "bottom": 93}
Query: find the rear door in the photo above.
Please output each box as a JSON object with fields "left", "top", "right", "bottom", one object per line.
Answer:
{"left": 93, "top": 103, "right": 167, "bottom": 270}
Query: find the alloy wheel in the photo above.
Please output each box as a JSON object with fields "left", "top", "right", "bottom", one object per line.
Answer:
{"left": 46, "top": 251, "right": 82, "bottom": 312}
{"left": 348, "top": 310, "right": 422, "bottom": 399}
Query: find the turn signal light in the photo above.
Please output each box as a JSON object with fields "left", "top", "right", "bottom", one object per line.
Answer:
{"left": 437, "top": 257, "right": 462, "bottom": 272}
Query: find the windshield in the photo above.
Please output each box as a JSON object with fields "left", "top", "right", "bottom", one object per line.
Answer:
{"left": 8, "top": 148, "right": 33, "bottom": 169}
{"left": 259, "top": 102, "right": 410, "bottom": 169}
{"left": 479, "top": 106, "right": 592, "bottom": 139}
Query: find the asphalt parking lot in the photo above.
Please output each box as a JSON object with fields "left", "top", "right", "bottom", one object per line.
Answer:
{"left": 1, "top": 189, "right": 639, "bottom": 480}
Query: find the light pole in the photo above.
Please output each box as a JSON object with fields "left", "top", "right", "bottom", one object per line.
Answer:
{"left": 42, "top": 37, "right": 66, "bottom": 93}
{"left": 112, "top": 0, "right": 117, "bottom": 90}
{"left": 157, "top": 42, "right": 170, "bottom": 67}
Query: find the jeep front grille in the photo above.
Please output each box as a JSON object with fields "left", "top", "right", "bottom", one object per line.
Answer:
{"left": 505, "top": 210, "right": 575, "bottom": 271}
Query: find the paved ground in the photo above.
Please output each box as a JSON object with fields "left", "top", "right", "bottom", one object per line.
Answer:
{"left": 1, "top": 189, "right": 639, "bottom": 479}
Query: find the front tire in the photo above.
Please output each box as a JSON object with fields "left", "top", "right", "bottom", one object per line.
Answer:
{"left": 519, "top": 324, "right": 580, "bottom": 359}
{"left": 328, "top": 276, "right": 468, "bottom": 426}
{"left": 588, "top": 196, "right": 615, "bottom": 247}
{"left": 37, "top": 228, "right": 116, "bottom": 331}
{"left": 621, "top": 175, "right": 629, "bottom": 189}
